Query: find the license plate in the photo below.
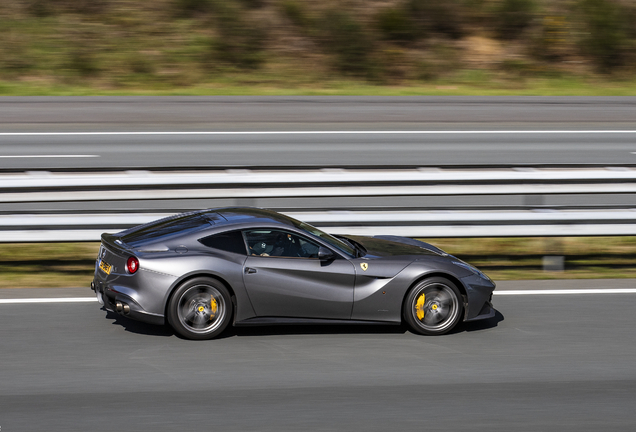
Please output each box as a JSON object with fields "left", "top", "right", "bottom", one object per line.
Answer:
{"left": 99, "top": 260, "right": 112, "bottom": 275}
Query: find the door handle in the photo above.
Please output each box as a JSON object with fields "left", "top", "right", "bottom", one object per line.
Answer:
{"left": 245, "top": 267, "right": 257, "bottom": 274}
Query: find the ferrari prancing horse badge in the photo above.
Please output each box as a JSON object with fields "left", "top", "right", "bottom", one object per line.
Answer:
{"left": 360, "top": 262, "right": 368, "bottom": 271}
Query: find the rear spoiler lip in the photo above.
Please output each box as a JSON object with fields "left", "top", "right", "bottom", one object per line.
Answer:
{"left": 101, "top": 232, "right": 135, "bottom": 255}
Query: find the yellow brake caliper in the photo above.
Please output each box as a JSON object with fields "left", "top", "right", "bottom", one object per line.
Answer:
{"left": 415, "top": 293, "right": 425, "bottom": 321}
{"left": 209, "top": 298, "right": 218, "bottom": 320}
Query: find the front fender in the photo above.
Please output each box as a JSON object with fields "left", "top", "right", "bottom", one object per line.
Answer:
{"left": 351, "top": 258, "right": 471, "bottom": 323}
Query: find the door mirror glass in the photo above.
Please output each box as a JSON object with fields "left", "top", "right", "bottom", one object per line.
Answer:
{"left": 318, "top": 246, "right": 334, "bottom": 261}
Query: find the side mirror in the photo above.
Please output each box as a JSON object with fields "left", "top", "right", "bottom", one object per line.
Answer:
{"left": 318, "top": 247, "right": 334, "bottom": 261}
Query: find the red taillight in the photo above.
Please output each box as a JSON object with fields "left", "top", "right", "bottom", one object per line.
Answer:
{"left": 127, "top": 256, "right": 139, "bottom": 274}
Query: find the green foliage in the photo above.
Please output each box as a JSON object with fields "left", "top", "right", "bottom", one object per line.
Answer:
{"left": 281, "top": 0, "right": 312, "bottom": 29}
{"left": 26, "top": 0, "right": 54, "bottom": 17}
{"left": 240, "top": 0, "right": 265, "bottom": 9}
{"left": 407, "top": 0, "right": 464, "bottom": 39}
{"left": 532, "top": 15, "right": 570, "bottom": 61}
{"left": 376, "top": 6, "right": 418, "bottom": 44}
{"left": 174, "top": 0, "right": 213, "bottom": 17}
{"left": 492, "top": 0, "right": 536, "bottom": 40}
{"left": 462, "top": 0, "right": 491, "bottom": 25}
{"left": 578, "top": 0, "right": 629, "bottom": 71}
{"left": 319, "top": 10, "right": 374, "bottom": 75}
{"left": 624, "top": 4, "right": 636, "bottom": 40}
{"left": 212, "top": 2, "right": 266, "bottom": 69}
{"left": 27, "top": 0, "right": 110, "bottom": 15}
{"left": 0, "top": 39, "right": 35, "bottom": 75}
{"left": 416, "top": 61, "right": 441, "bottom": 81}
{"left": 67, "top": 48, "right": 101, "bottom": 76}
{"left": 415, "top": 44, "right": 462, "bottom": 82}
{"left": 499, "top": 59, "right": 536, "bottom": 77}
{"left": 127, "top": 55, "right": 154, "bottom": 75}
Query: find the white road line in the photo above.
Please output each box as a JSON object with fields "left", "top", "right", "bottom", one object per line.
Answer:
{"left": 494, "top": 288, "right": 636, "bottom": 295}
{"left": 0, "top": 289, "right": 635, "bottom": 304}
{"left": 0, "top": 297, "right": 98, "bottom": 304}
{"left": 0, "top": 130, "right": 636, "bottom": 136}
{"left": 0, "top": 155, "right": 99, "bottom": 158}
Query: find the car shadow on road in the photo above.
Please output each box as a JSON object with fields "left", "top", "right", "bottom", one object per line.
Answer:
{"left": 103, "top": 308, "right": 504, "bottom": 339}
{"left": 451, "top": 309, "right": 505, "bottom": 334}
{"left": 104, "top": 309, "right": 174, "bottom": 337}
{"left": 226, "top": 310, "right": 504, "bottom": 339}
{"left": 227, "top": 323, "right": 409, "bottom": 338}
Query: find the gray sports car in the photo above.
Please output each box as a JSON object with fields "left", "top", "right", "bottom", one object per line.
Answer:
{"left": 91, "top": 207, "right": 496, "bottom": 339}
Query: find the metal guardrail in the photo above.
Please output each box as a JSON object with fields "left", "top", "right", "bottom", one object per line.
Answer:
{"left": 1, "top": 166, "right": 635, "bottom": 242}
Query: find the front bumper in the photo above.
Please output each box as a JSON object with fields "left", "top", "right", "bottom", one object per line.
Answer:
{"left": 460, "top": 273, "right": 496, "bottom": 322}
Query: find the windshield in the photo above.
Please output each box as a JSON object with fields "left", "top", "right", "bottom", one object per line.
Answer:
{"left": 291, "top": 220, "right": 357, "bottom": 257}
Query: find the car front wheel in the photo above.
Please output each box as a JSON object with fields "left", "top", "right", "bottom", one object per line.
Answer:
{"left": 167, "top": 277, "right": 232, "bottom": 340}
{"left": 403, "top": 277, "right": 464, "bottom": 336}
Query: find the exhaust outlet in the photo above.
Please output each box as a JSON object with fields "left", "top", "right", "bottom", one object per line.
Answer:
{"left": 116, "top": 301, "right": 130, "bottom": 315}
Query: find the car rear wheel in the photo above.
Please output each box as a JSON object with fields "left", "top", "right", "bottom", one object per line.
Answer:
{"left": 167, "top": 277, "right": 232, "bottom": 340}
{"left": 403, "top": 277, "right": 463, "bottom": 336}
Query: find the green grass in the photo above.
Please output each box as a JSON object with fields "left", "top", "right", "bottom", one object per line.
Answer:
{"left": 2, "top": 238, "right": 636, "bottom": 288}
{"left": 0, "top": 243, "right": 98, "bottom": 288}
{"left": 3, "top": 74, "right": 636, "bottom": 96}
{"left": 482, "top": 267, "right": 636, "bottom": 281}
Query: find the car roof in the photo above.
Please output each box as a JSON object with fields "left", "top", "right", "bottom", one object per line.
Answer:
{"left": 211, "top": 207, "right": 299, "bottom": 229}
{"left": 116, "top": 207, "right": 299, "bottom": 248}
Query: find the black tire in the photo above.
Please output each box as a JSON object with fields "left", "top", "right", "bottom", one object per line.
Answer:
{"left": 403, "top": 277, "right": 464, "bottom": 336}
{"left": 167, "top": 277, "right": 232, "bottom": 340}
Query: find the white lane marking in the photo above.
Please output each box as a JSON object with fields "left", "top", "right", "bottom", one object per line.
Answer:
{"left": 0, "top": 289, "right": 635, "bottom": 304}
{"left": 0, "top": 155, "right": 99, "bottom": 158}
{"left": 495, "top": 288, "right": 636, "bottom": 295}
{"left": 0, "top": 130, "right": 636, "bottom": 136}
{"left": 0, "top": 297, "right": 98, "bottom": 304}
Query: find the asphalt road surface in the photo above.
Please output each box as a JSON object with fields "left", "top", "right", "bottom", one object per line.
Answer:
{"left": 1, "top": 97, "right": 636, "bottom": 169}
{"left": 1, "top": 280, "right": 635, "bottom": 432}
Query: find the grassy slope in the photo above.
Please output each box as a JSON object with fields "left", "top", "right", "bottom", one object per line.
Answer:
{"left": 1, "top": 0, "right": 636, "bottom": 96}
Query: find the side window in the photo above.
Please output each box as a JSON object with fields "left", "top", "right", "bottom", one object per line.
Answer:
{"left": 199, "top": 230, "right": 247, "bottom": 255}
{"left": 244, "top": 229, "right": 321, "bottom": 258}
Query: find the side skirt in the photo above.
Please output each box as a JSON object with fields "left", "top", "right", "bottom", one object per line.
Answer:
{"left": 234, "top": 317, "right": 401, "bottom": 327}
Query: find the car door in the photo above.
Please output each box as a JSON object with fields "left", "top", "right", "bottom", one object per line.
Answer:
{"left": 242, "top": 228, "right": 356, "bottom": 319}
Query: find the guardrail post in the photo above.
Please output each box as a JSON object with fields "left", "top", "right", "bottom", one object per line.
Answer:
{"left": 543, "top": 256, "right": 565, "bottom": 272}
{"left": 543, "top": 237, "right": 564, "bottom": 272}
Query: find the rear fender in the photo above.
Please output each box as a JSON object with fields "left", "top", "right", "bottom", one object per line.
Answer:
{"left": 163, "top": 257, "right": 256, "bottom": 323}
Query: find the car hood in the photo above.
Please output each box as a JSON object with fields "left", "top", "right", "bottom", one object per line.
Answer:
{"left": 343, "top": 235, "right": 447, "bottom": 258}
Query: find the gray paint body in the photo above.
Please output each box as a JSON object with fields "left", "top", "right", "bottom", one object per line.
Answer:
{"left": 92, "top": 208, "right": 495, "bottom": 329}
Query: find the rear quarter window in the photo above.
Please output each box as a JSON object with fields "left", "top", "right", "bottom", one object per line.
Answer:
{"left": 199, "top": 230, "right": 247, "bottom": 255}
{"left": 121, "top": 213, "right": 211, "bottom": 246}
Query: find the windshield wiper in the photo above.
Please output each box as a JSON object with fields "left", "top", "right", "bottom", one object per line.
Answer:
{"left": 350, "top": 240, "right": 366, "bottom": 258}
{"left": 342, "top": 237, "right": 366, "bottom": 258}
{"left": 333, "top": 235, "right": 362, "bottom": 257}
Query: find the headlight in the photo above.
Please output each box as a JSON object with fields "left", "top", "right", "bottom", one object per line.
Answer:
{"left": 452, "top": 261, "right": 491, "bottom": 281}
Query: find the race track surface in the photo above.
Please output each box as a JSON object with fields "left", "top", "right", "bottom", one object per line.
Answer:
{"left": 1, "top": 96, "right": 636, "bottom": 169}
{"left": 2, "top": 98, "right": 636, "bottom": 430}
{"left": 1, "top": 280, "right": 635, "bottom": 432}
